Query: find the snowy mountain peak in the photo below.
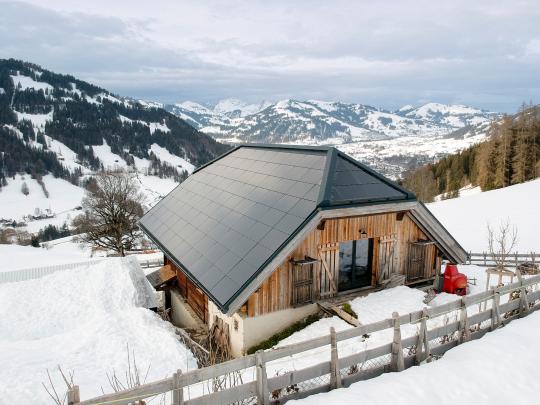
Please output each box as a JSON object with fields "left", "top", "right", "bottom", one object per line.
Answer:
{"left": 176, "top": 101, "right": 213, "bottom": 115}
{"left": 213, "top": 98, "right": 271, "bottom": 117}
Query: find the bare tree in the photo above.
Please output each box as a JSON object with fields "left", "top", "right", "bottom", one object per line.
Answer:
{"left": 487, "top": 219, "right": 518, "bottom": 269}
{"left": 42, "top": 366, "right": 75, "bottom": 405}
{"left": 104, "top": 344, "right": 154, "bottom": 405}
{"left": 73, "top": 170, "right": 145, "bottom": 256}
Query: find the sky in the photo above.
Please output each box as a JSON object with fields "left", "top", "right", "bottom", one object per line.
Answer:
{"left": 0, "top": 0, "right": 539, "bottom": 112}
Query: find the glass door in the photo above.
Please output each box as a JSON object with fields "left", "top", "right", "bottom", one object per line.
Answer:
{"left": 338, "top": 239, "right": 372, "bottom": 291}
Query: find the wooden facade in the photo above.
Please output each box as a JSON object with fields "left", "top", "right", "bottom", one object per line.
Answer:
{"left": 165, "top": 256, "right": 209, "bottom": 323}
{"left": 167, "top": 211, "right": 442, "bottom": 322}
{"left": 245, "top": 211, "right": 441, "bottom": 317}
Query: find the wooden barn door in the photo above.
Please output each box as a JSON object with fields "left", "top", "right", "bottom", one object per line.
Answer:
{"left": 317, "top": 243, "right": 339, "bottom": 298}
{"left": 407, "top": 241, "right": 433, "bottom": 282}
{"left": 291, "top": 262, "right": 314, "bottom": 306}
{"left": 377, "top": 235, "right": 396, "bottom": 283}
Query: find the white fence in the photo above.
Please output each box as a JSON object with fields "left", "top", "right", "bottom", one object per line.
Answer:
{"left": 67, "top": 271, "right": 540, "bottom": 405}
{"left": 0, "top": 259, "right": 106, "bottom": 284}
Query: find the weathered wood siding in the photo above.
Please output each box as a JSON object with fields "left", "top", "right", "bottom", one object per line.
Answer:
{"left": 165, "top": 257, "right": 209, "bottom": 322}
{"left": 246, "top": 212, "right": 442, "bottom": 317}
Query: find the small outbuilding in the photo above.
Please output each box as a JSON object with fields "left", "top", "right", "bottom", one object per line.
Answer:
{"left": 139, "top": 144, "right": 467, "bottom": 356}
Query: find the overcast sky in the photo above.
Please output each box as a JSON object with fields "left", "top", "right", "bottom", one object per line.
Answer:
{"left": 1, "top": 0, "right": 539, "bottom": 112}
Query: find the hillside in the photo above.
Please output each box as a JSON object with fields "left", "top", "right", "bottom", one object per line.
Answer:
{"left": 170, "top": 99, "right": 500, "bottom": 178}
{"left": 401, "top": 104, "right": 540, "bottom": 201}
{"left": 0, "top": 59, "right": 228, "bottom": 188}
{"left": 427, "top": 178, "right": 540, "bottom": 252}
{"left": 0, "top": 59, "right": 229, "bottom": 228}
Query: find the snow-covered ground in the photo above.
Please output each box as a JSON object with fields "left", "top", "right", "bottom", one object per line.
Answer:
{"left": 428, "top": 178, "right": 540, "bottom": 252}
{"left": 0, "top": 172, "right": 178, "bottom": 233}
{"left": 0, "top": 257, "right": 197, "bottom": 404}
{"left": 291, "top": 309, "right": 540, "bottom": 405}
{"left": 0, "top": 238, "right": 95, "bottom": 271}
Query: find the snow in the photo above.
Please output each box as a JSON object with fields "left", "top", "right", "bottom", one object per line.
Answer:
{"left": 15, "top": 109, "right": 53, "bottom": 130}
{"left": 0, "top": 239, "right": 95, "bottom": 271}
{"left": 213, "top": 98, "right": 271, "bottom": 117}
{"left": 136, "top": 173, "right": 179, "bottom": 206}
{"left": 0, "top": 173, "right": 84, "bottom": 222}
{"left": 428, "top": 178, "right": 540, "bottom": 252}
{"left": 0, "top": 257, "right": 197, "bottom": 404}
{"left": 10, "top": 74, "right": 53, "bottom": 92}
{"left": 178, "top": 101, "right": 213, "bottom": 115}
{"left": 149, "top": 143, "right": 195, "bottom": 173}
{"left": 149, "top": 121, "right": 170, "bottom": 134}
{"left": 44, "top": 135, "right": 88, "bottom": 173}
{"left": 92, "top": 138, "right": 128, "bottom": 169}
{"left": 119, "top": 115, "right": 170, "bottom": 134}
{"left": 350, "top": 286, "right": 426, "bottom": 325}
{"left": 291, "top": 309, "right": 540, "bottom": 405}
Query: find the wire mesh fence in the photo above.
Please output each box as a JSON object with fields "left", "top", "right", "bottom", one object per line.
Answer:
{"left": 69, "top": 273, "right": 540, "bottom": 405}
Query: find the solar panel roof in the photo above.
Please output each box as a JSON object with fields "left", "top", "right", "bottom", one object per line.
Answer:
{"left": 139, "top": 144, "right": 415, "bottom": 312}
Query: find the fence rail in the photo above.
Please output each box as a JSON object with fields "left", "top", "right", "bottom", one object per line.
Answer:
{"left": 0, "top": 259, "right": 106, "bottom": 284}
{"left": 468, "top": 251, "right": 538, "bottom": 268}
{"left": 68, "top": 271, "right": 540, "bottom": 405}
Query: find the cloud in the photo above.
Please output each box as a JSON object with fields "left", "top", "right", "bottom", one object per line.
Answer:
{"left": 0, "top": 0, "right": 539, "bottom": 111}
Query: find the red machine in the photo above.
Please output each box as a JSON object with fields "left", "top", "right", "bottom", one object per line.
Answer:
{"left": 442, "top": 263, "right": 468, "bottom": 295}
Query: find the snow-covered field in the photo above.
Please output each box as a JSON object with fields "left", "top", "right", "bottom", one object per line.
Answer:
{"left": 0, "top": 257, "right": 197, "bottom": 404}
{"left": 0, "top": 172, "right": 178, "bottom": 233}
{"left": 0, "top": 237, "right": 95, "bottom": 271}
{"left": 291, "top": 309, "right": 540, "bottom": 405}
{"left": 428, "top": 178, "right": 540, "bottom": 252}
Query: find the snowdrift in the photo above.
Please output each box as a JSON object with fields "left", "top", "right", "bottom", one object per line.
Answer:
{"left": 0, "top": 257, "right": 197, "bottom": 404}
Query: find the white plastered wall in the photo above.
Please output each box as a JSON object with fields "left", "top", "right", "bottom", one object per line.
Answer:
{"left": 209, "top": 301, "right": 318, "bottom": 357}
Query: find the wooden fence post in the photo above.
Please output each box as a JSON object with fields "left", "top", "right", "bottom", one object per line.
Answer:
{"left": 67, "top": 386, "right": 80, "bottom": 405}
{"left": 255, "top": 350, "right": 269, "bottom": 405}
{"left": 491, "top": 288, "right": 501, "bottom": 330}
{"left": 458, "top": 297, "right": 471, "bottom": 343}
{"left": 172, "top": 369, "right": 183, "bottom": 405}
{"left": 391, "top": 312, "right": 404, "bottom": 372}
{"left": 516, "top": 269, "right": 530, "bottom": 318}
{"left": 329, "top": 326, "right": 342, "bottom": 389}
{"left": 415, "top": 308, "right": 430, "bottom": 364}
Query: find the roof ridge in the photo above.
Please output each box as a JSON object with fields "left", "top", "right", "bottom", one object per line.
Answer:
{"left": 334, "top": 150, "right": 416, "bottom": 199}
{"left": 316, "top": 147, "right": 338, "bottom": 207}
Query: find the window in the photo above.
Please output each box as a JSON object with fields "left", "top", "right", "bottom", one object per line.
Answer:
{"left": 338, "top": 239, "right": 372, "bottom": 291}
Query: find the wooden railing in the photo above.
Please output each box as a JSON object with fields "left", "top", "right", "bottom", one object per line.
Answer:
{"left": 68, "top": 272, "right": 540, "bottom": 405}
{"left": 468, "top": 251, "right": 538, "bottom": 268}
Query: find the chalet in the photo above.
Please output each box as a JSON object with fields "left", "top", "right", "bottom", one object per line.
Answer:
{"left": 139, "top": 145, "right": 467, "bottom": 356}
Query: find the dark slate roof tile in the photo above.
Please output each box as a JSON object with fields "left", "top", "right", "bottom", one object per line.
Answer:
{"left": 273, "top": 194, "right": 300, "bottom": 212}
{"left": 210, "top": 276, "right": 241, "bottom": 304}
{"left": 259, "top": 228, "right": 288, "bottom": 251}
{"left": 259, "top": 207, "right": 287, "bottom": 227}
{"left": 215, "top": 250, "right": 243, "bottom": 273}
{"left": 274, "top": 214, "right": 305, "bottom": 235}
{"left": 227, "top": 260, "right": 255, "bottom": 286}
{"left": 243, "top": 221, "right": 272, "bottom": 242}
{"left": 139, "top": 145, "right": 414, "bottom": 312}
{"left": 243, "top": 244, "right": 274, "bottom": 267}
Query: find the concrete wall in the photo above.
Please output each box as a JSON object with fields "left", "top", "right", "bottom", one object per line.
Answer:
{"left": 170, "top": 288, "right": 200, "bottom": 329}
{"left": 209, "top": 301, "right": 318, "bottom": 357}
{"left": 242, "top": 304, "right": 318, "bottom": 350}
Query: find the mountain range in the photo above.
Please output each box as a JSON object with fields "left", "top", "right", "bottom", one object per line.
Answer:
{"left": 166, "top": 98, "right": 501, "bottom": 177}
